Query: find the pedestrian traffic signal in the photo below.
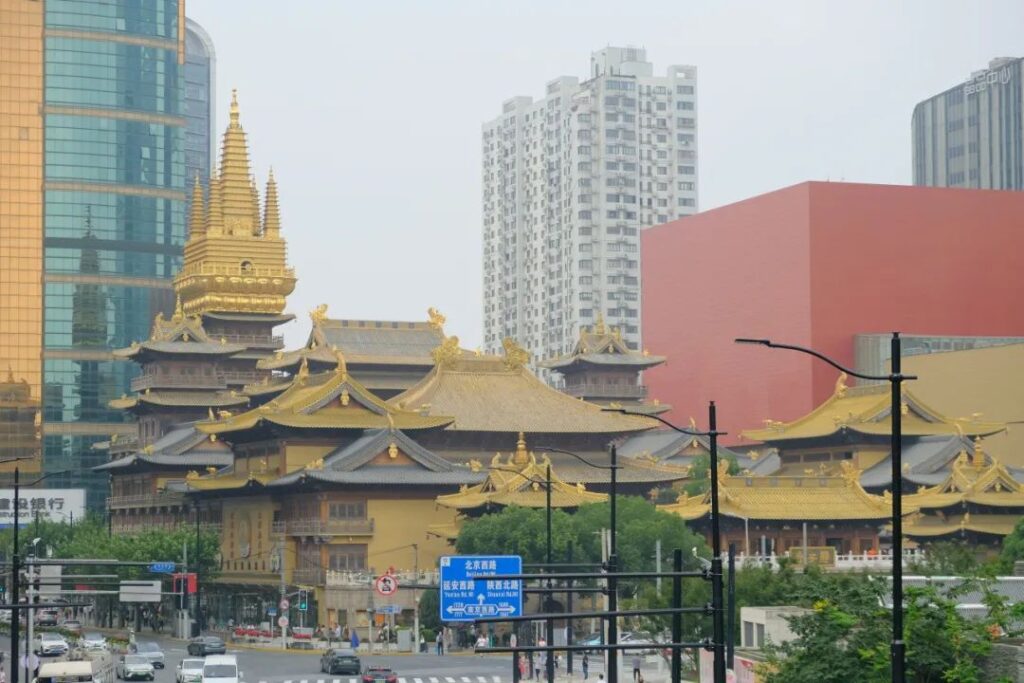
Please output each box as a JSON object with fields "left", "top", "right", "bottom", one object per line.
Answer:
{"left": 298, "top": 589, "right": 308, "bottom": 611}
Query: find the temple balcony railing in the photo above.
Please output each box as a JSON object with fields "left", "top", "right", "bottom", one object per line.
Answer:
{"left": 180, "top": 264, "right": 297, "bottom": 279}
{"left": 325, "top": 569, "right": 439, "bottom": 588}
{"left": 107, "top": 492, "right": 187, "bottom": 509}
{"left": 131, "top": 373, "right": 225, "bottom": 392}
{"left": 221, "top": 370, "right": 264, "bottom": 385}
{"left": 271, "top": 518, "right": 375, "bottom": 537}
{"left": 733, "top": 548, "right": 927, "bottom": 573}
{"left": 563, "top": 383, "right": 647, "bottom": 399}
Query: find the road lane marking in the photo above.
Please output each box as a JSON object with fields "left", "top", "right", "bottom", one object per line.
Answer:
{"left": 414, "top": 678, "right": 423, "bottom": 683}
{"left": 445, "top": 678, "right": 455, "bottom": 682}
{"left": 429, "top": 678, "right": 438, "bottom": 683}
{"left": 461, "top": 678, "right": 471, "bottom": 682}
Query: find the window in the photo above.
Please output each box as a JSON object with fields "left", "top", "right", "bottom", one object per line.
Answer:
{"left": 579, "top": 308, "right": 593, "bottom": 317}
{"left": 655, "top": 101, "right": 667, "bottom": 111}
{"left": 676, "top": 85, "right": 694, "bottom": 94}
{"left": 605, "top": 161, "right": 619, "bottom": 171}
{"left": 678, "top": 198, "right": 695, "bottom": 207}
{"left": 678, "top": 165, "right": 695, "bottom": 175}
{"left": 329, "top": 501, "right": 366, "bottom": 519}
{"left": 676, "top": 101, "right": 694, "bottom": 110}
{"left": 676, "top": 117, "right": 695, "bottom": 127}
{"left": 656, "top": 134, "right": 667, "bottom": 143}
{"left": 579, "top": 276, "right": 593, "bottom": 285}
{"left": 328, "top": 544, "right": 367, "bottom": 571}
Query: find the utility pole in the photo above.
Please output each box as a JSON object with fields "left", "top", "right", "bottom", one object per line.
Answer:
{"left": 11, "top": 467, "right": 20, "bottom": 683}
{"left": 655, "top": 540, "right": 662, "bottom": 597}
{"left": 279, "top": 543, "right": 286, "bottom": 649}
{"left": 412, "top": 544, "right": 420, "bottom": 653}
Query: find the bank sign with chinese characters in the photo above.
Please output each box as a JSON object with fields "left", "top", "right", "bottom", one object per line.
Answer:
{"left": 0, "top": 489, "right": 86, "bottom": 527}
{"left": 439, "top": 555, "right": 522, "bottom": 622}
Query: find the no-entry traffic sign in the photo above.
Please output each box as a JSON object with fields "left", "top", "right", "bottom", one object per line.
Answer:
{"left": 278, "top": 615, "right": 289, "bottom": 628}
{"left": 374, "top": 573, "right": 398, "bottom": 596}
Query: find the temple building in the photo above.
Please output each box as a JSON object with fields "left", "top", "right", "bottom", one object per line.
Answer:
{"left": 0, "top": 367, "right": 41, "bottom": 478}
{"left": 660, "top": 460, "right": 898, "bottom": 556}
{"left": 539, "top": 317, "right": 669, "bottom": 414}
{"left": 901, "top": 438, "right": 1024, "bottom": 542}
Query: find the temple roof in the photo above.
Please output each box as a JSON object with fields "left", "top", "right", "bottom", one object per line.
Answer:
{"left": 902, "top": 442, "right": 1024, "bottom": 511}
{"left": 269, "top": 428, "right": 484, "bottom": 487}
{"left": 258, "top": 305, "right": 446, "bottom": 371}
{"left": 389, "top": 337, "right": 656, "bottom": 435}
{"left": 901, "top": 513, "right": 1021, "bottom": 538}
{"left": 93, "top": 425, "right": 233, "bottom": 471}
{"left": 196, "top": 355, "right": 453, "bottom": 436}
{"left": 741, "top": 375, "right": 1005, "bottom": 443}
{"left": 660, "top": 461, "right": 897, "bottom": 522}
{"left": 539, "top": 316, "right": 666, "bottom": 371}
{"left": 858, "top": 434, "right": 1023, "bottom": 489}
{"left": 113, "top": 301, "right": 246, "bottom": 361}
{"left": 617, "top": 429, "right": 780, "bottom": 475}
{"left": 435, "top": 434, "right": 609, "bottom": 510}
{"left": 0, "top": 367, "right": 36, "bottom": 407}
{"left": 109, "top": 391, "right": 249, "bottom": 410}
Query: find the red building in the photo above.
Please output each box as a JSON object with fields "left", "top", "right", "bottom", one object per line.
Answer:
{"left": 641, "top": 181, "right": 1024, "bottom": 443}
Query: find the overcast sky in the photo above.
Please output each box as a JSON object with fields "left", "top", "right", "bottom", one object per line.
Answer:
{"left": 187, "top": 0, "right": 1023, "bottom": 348}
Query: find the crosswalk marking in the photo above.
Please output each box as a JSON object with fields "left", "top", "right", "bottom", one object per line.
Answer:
{"left": 429, "top": 678, "right": 439, "bottom": 683}
{"left": 318, "top": 679, "right": 325, "bottom": 683}
{"left": 493, "top": 678, "right": 501, "bottom": 683}
{"left": 461, "top": 678, "right": 471, "bottom": 682}
{"left": 477, "top": 678, "right": 487, "bottom": 683}
{"left": 414, "top": 678, "right": 423, "bottom": 683}
{"left": 445, "top": 678, "right": 455, "bottom": 683}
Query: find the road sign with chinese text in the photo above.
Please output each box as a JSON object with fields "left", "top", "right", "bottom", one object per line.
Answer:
{"left": 439, "top": 555, "right": 522, "bottom": 622}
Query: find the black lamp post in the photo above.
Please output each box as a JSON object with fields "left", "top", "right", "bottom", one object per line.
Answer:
{"left": 736, "top": 332, "right": 914, "bottom": 682}
{"left": 607, "top": 403, "right": 726, "bottom": 683}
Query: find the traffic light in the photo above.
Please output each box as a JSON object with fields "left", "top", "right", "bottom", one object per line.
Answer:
{"left": 32, "top": 571, "right": 40, "bottom": 604}
{"left": 298, "top": 589, "right": 308, "bottom": 611}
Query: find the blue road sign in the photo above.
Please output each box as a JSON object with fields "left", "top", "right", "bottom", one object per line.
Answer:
{"left": 267, "top": 608, "right": 277, "bottom": 617}
{"left": 439, "top": 555, "right": 522, "bottom": 622}
{"left": 149, "top": 562, "right": 175, "bottom": 573}
{"left": 375, "top": 605, "right": 401, "bottom": 614}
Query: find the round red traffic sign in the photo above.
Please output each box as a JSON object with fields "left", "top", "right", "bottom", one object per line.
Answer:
{"left": 278, "top": 615, "right": 289, "bottom": 628}
{"left": 279, "top": 598, "right": 290, "bottom": 610}
{"left": 374, "top": 573, "right": 399, "bottom": 596}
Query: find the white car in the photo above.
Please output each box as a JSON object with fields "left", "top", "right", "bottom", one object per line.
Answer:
{"left": 176, "top": 658, "right": 205, "bottom": 683}
{"left": 117, "top": 655, "right": 155, "bottom": 681}
{"left": 80, "top": 632, "right": 108, "bottom": 652}
{"left": 202, "top": 655, "right": 240, "bottom": 683}
{"left": 35, "top": 632, "right": 70, "bottom": 656}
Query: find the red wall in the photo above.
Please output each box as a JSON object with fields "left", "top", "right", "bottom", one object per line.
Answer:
{"left": 642, "top": 181, "right": 1024, "bottom": 443}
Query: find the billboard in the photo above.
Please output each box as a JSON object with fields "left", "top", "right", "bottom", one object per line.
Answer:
{"left": 0, "top": 488, "right": 86, "bottom": 527}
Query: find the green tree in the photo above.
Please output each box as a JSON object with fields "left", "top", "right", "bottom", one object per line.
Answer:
{"left": 999, "top": 517, "right": 1024, "bottom": 572}
{"left": 455, "top": 506, "right": 575, "bottom": 564}
{"left": 682, "top": 453, "right": 740, "bottom": 496}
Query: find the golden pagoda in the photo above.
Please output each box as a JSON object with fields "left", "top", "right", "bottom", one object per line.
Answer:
{"left": 901, "top": 438, "right": 1024, "bottom": 541}
{"left": 173, "top": 90, "right": 296, "bottom": 317}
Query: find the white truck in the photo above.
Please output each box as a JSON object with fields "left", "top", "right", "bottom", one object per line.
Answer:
{"left": 34, "top": 653, "right": 116, "bottom": 683}
{"left": 202, "top": 655, "right": 241, "bottom": 683}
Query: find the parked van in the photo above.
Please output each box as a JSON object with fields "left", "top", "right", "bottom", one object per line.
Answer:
{"left": 202, "top": 655, "right": 240, "bottom": 683}
{"left": 35, "top": 653, "right": 115, "bottom": 683}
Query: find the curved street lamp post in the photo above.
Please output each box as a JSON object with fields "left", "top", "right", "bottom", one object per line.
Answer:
{"left": 735, "top": 332, "right": 915, "bottom": 683}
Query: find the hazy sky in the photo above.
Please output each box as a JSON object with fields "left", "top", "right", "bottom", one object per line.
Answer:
{"left": 187, "top": 0, "right": 1023, "bottom": 348}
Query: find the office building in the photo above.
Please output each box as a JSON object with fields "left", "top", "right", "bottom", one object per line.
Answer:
{"left": 912, "top": 57, "right": 1024, "bottom": 190}
{"left": 640, "top": 181, "right": 1024, "bottom": 441}
{"left": 184, "top": 18, "right": 216, "bottom": 187}
{"left": 0, "top": 0, "right": 196, "bottom": 508}
{"left": 482, "top": 47, "right": 698, "bottom": 366}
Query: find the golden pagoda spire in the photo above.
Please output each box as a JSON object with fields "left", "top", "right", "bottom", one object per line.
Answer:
{"left": 206, "top": 172, "right": 224, "bottom": 235}
{"left": 218, "top": 89, "right": 259, "bottom": 235}
{"left": 512, "top": 432, "right": 530, "bottom": 468}
{"left": 973, "top": 437, "right": 986, "bottom": 469}
{"left": 250, "top": 176, "right": 262, "bottom": 237}
{"left": 263, "top": 167, "right": 281, "bottom": 238}
{"left": 188, "top": 174, "right": 206, "bottom": 239}
{"left": 593, "top": 314, "right": 607, "bottom": 335}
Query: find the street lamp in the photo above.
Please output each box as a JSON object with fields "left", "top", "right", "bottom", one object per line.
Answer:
{"left": 604, "top": 403, "right": 726, "bottom": 683}
{"left": 536, "top": 445, "right": 620, "bottom": 683}
{"left": 735, "top": 332, "right": 914, "bottom": 683}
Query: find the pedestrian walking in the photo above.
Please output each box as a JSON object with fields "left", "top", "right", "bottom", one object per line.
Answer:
{"left": 582, "top": 654, "right": 589, "bottom": 680}
{"left": 631, "top": 655, "right": 641, "bottom": 683}
{"left": 533, "top": 655, "right": 541, "bottom": 680}
{"left": 351, "top": 628, "right": 360, "bottom": 651}
{"left": 518, "top": 654, "right": 528, "bottom": 682}
{"left": 436, "top": 631, "right": 443, "bottom": 655}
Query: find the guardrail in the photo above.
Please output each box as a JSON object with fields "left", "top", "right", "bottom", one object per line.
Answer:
{"left": 733, "top": 549, "right": 927, "bottom": 572}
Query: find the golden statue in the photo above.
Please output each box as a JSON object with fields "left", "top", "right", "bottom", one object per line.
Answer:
{"left": 217, "top": 409, "right": 233, "bottom": 419}
{"left": 310, "top": 303, "right": 328, "bottom": 326}
{"left": 502, "top": 337, "right": 530, "bottom": 370}
{"left": 296, "top": 356, "right": 309, "bottom": 382}
{"left": 307, "top": 457, "right": 324, "bottom": 471}
{"left": 186, "top": 470, "right": 199, "bottom": 480}
{"left": 469, "top": 459, "right": 482, "bottom": 473}
{"left": 206, "top": 466, "right": 218, "bottom": 475}
{"left": 427, "top": 307, "right": 446, "bottom": 331}
{"left": 388, "top": 442, "right": 399, "bottom": 459}
{"left": 593, "top": 314, "right": 607, "bottom": 335}
{"left": 431, "top": 335, "right": 461, "bottom": 367}
{"left": 834, "top": 372, "right": 848, "bottom": 397}
{"left": 340, "top": 389, "right": 350, "bottom": 406}
{"left": 838, "top": 459, "right": 861, "bottom": 484}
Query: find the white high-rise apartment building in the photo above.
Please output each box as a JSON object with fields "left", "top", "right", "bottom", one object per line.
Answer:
{"left": 482, "top": 47, "right": 698, "bottom": 367}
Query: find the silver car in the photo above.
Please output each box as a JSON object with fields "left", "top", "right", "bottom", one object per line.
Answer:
{"left": 176, "top": 658, "right": 205, "bottom": 683}
{"left": 80, "top": 632, "right": 108, "bottom": 652}
{"left": 117, "top": 655, "right": 155, "bottom": 681}
{"left": 35, "top": 632, "right": 69, "bottom": 656}
{"left": 129, "top": 641, "right": 165, "bottom": 669}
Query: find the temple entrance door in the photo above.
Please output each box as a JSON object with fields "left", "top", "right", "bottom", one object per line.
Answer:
{"left": 825, "top": 537, "right": 845, "bottom": 554}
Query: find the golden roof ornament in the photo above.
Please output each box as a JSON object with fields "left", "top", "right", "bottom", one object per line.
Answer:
{"left": 217, "top": 409, "right": 233, "bottom": 419}
{"left": 834, "top": 372, "right": 848, "bottom": 397}
{"left": 172, "top": 296, "right": 184, "bottom": 322}
{"left": 431, "top": 335, "right": 462, "bottom": 368}
{"left": 188, "top": 173, "right": 205, "bottom": 238}
{"left": 208, "top": 407, "right": 215, "bottom": 420}
{"left": 427, "top": 307, "right": 446, "bottom": 331}
{"left": 263, "top": 167, "right": 281, "bottom": 238}
{"left": 839, "top": 460, "right": 861, "bottom": 484}
{"left": 206, "top": 466, "right": 218, "bottom": 475}
{"left": 334, "top": 350, "right": 348, "bottom": 376}
{"left": 310, "top": 304, "right": 328, "bottom": 326}
{"left": 513, "top": 432, "right": 530, "bottom": 468}
{"left": 340, "top": 388, "right": 350, "bottom": 406}
{"left": 142, "top": 445, "right": 154, "bottom": 455}
{"left": 593, "top": 313, "right": 607, "bottom": 335}
{"left": 307, "top": 456, "right": 324, "bottom": 470}
{"left": 186, "top": 470, "right": 199, "bottom": 480}
{"left": 972, "top": 437, "right": 985, "bottom": 469}
{"left": 296, "top": 356, "right": 309, "bottom": 382}
{"left": 469, "top": 459, "right": 483, "bottom": 473}
{"left": 388, "top": 442, "right": 398, "bottom": 459}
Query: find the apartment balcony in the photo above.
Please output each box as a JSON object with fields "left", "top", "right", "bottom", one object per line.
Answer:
{"left": 564, "top": 383, "right": 647, "bottom": 400}
{"left": 271, "top": 518, "right": 376, "bottom": 538}
{"left": 131, "top": 373, "right": 224, "bottom": 392}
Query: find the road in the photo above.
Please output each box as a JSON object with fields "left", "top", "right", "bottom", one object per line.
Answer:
{"left": 0, "top": 634, "right": 688, "bottom": 683}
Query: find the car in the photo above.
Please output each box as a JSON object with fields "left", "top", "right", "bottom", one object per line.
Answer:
{"left": 187, "top": 635, "right": 227, "bottom": 657}
{"left": 117, "top": 655, "right": 155, "bottom": 681}
{"left": 62, "top": 619, "right": 83, "bottom": 635}
{"left": 129, "top": 641, "right": 165, "bottom": 669}
{"left": 80, "top": 633, "right": 108, "bottom": 652}
{"left": 176, "top": 658, "right": 205, "bottom": 683}
{"left": 320, "top": 648, "right": 361, "bottom": 675}
{"left": 202, "top": 655, "right": 240, "bottom": 683}
{"left": 36, "top": 632, "right": 70, "bottom": 657}
{"left": 361, "top": 667, "right": 398, "bottom": 683}
{"left": 36, "top": 609, "right": 60, "bottom": 627}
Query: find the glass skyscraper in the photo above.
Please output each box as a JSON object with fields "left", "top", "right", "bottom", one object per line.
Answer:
{"left": 0, "top": 0, "right": 214, "bottom": 509}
